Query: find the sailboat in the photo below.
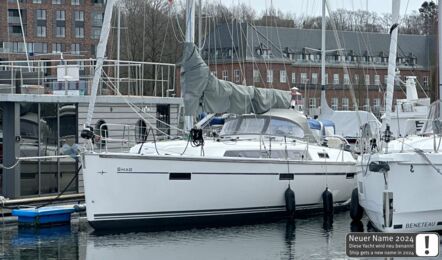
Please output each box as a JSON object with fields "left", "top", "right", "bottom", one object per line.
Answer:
{"left": 80, "top": 0, "right": 357, "bottom": 230}
{"left": 351, "top": 0, "right": 442, "bottom": 232}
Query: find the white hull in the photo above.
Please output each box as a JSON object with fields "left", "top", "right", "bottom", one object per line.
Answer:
{"left": 358, "top": 149, "right": 442, "bottom": 232}
{"left": 84, "top": 152, "right": 356, "bottom": 230}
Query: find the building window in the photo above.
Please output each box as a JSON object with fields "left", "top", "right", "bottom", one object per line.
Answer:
{"left": 52, "top": 43, "right": 64, "bottom": 53}
{"left": 71, "top": 43, "right": 80, "bottom": 55}
{"left": 267, "top": 69, "right": 273, "bottom": 83}
{"left": 374, "top": 75, "right": 380, "bottom": 85}
{"left": 222, "top": 70, "right": 228, "bottom": 81}
{"left": 280, "top": 70, "right": 287, "bottom": 83}
{"left": 384, "top": 75, "right": 389, "bottom": 85}
{"left": 8, "top": 25, "right": 24, "bottom": 35}
{"left": 291, "top": 72, "right": 296, "bottom": 84}
{"left": 74, "top": 11, "right": 84, "bottom": 22}
{"left": 253, "top": 69, "right": 260, "bottom": 83}
{"left": 324, "top": 73, "right": 328, "bottom": 85}
{"left": 344, "top": 74, "right": 350, "bottom": 85}
{"left": 27, "top": 42, "right": 47, "bottom": 53}
{"left": 36, "top": 9, "right": 46, "bottom": 20}
{"left": 364, "top": 98, "right": 370, "bottom": 111}
{"left": 373, "top": 98, "right": 381, "bottom": 110}
{"left": 331, "top": 97, "right": 339, "bottom": 110}
{"left": 423, "top": 76, "right": 429, "bottom": 87}
{"left": 333, "top": 74, "right": 339, "bottom": 85}
{"left": 75, "top": 27, "right": 84, "bottom": 38}
{"left": 234, "top": 69, "right": 240, "bottom": 83}
{"left": 309, "top": 98, "right": 316, "bottom": 109}
{"left": 56, "top": 26, "right": 65, "bottom": 37}
{"left": 33, "top": 0, "right": 43, "bottom": 3}
{"left": 56, "top": 10, "right": 65, "bottom": 21}
{"left": 300, "top": 73, "right": 308, "bottom": 84}
{"left": 53, "top": 0, "right": 62, "bottom": 4}
{"left": 354, "top": 74, "right": 359, "bottom": 85}
{"left": 37, "top": 26, "right": 46, "bottom": 37}
{"left": 365, "top": 74, "right": 370, "bottom": 85}
{"left": 71, "top": 0, "right": 80, "bottom": 5}
{"left": 354, "top": 98, "right": 359, "bottom": 110}
{"left": 92, "top": 28, "right": 101, "bottom": 39}
{"left": 342, "top": 98, "right": 349, "bottom": 110}
{"left": 311, "top": 73, "right": 318, "bottom": 84}
{"left": 92, "top": 12, "right": 104, "bottom": 26}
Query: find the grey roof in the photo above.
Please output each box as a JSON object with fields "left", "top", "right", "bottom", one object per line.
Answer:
{"left": 202, "top": 22, "right": 432, "bottom": 69}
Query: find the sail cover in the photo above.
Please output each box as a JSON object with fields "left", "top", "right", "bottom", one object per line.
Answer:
{"left": 180, "top": 43, "right": 291, "bottom": 116}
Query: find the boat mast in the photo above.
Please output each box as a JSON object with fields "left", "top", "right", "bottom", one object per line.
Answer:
{"left": 382, "top": 0, "right": 400, "bottom": 130}
{"left": 319, "top": 0, "right": 332, "bottom": 115}
{"left": 439, "top": 1, "right": 442, "bottom": 108}
{"left": 83, "top": 0, "right": 115, "bottom": 132}
{"left": 117, "top": 3, "right": 121, "bottom": 92}
{"left": 184, "top": 0, "right": 196, "bottom": 132}
{"left": 198, "top": 0, "right": 202, "bottom": 49}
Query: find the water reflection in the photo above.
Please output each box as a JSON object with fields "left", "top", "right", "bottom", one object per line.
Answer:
{"left": 2, "top": 212, "right": 371, "bottom": 260}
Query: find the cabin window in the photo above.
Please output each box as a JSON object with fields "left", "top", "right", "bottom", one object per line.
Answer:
{"left": 224, "top": 150, "right": 309, "bottom": 160}
{"left": 318, "top": 152, "right": 329, "bottom": 159}
{"left": 240, "top": 118, "right": 266, "bottom": 134}
{"left": 280, "top": 174, "right": 294, "bottom": 180}
{"left": 169, "top": 172, "right": 191, "bottom": 180}
{"left": 265, "top": 118, "right": 304, "bottom": 138}
{"left": 219, "top": 118, "right": 241, "bottom": 135}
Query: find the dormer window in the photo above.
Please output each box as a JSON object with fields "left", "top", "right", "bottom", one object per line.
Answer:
{"left": 256, "top": 44, "right": 271, "bottom": 58}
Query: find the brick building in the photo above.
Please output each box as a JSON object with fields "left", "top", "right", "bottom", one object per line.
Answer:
{"left": 186, "top": 22, "right": 434, "bottom": 117}
{"left": 0, "top": 0, "right": 105, "bottom": 61}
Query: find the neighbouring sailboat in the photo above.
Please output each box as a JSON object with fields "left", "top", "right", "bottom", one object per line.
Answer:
{"left": 352, "top": 0, "right": 442, "bottom": 233}
{"left": 80, "top": 0, "right": 357, "bottom": 230}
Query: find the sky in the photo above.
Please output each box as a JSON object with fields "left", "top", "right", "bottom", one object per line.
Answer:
{"left": 224, "top": 0, "right": 430, "bottom": 16}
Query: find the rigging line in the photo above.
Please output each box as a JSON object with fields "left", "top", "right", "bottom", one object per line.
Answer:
{"left": 169, "top": 7, "right": 184, "bottom": 43}
{"left": 270, "top": 9, "right": 294, "bottom": 92}
{"left": 175, "top": 0, "right": 186, "bottom": 39}
{"left": 220, "top": 14, "right": 246, "bottom": 83}
{"left": 396, "top": 44, "right": 429, "bottom": 98}
{"left": 100, "top": 70, "right": 179, "bottom": 137}
{"left": 16, "top": 0, "right": 31, "bottom": 71}
{"left": 326, "top": 1, "right": 364, "bottom": 127}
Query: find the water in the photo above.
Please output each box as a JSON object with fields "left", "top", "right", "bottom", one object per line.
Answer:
{"left": 0, "top": 212, "right": 404, "bottom": 259}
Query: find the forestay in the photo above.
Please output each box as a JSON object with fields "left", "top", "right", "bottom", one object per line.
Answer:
{"left": 180, "top": 43, "right": 291, "bottom": 116}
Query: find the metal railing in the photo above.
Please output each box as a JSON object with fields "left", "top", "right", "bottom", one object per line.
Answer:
{"left": 0, "top": 58, "right": 176, "bottom": 97}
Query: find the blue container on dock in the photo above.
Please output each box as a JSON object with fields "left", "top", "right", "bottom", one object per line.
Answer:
{"left": 12, "top": 206, "right": 75, "bottom": 226}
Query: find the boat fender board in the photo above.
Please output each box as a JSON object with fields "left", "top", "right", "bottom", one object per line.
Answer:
{"left": 285, "top": 185, "right": 295, "bottom": 219}
{"left": 322, "top": 188, "right": 333, "bottom": 216}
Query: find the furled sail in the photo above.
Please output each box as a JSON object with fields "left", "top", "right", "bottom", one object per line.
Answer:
{"left": 180, "top": 43, "right": 291, "bottom": 116}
